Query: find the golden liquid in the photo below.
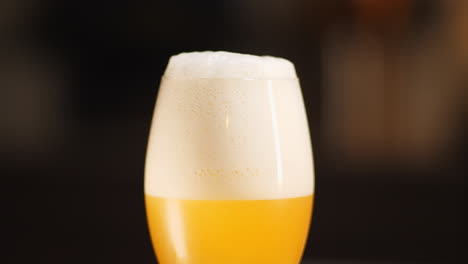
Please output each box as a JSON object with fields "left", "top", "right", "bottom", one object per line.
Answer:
{"left": 145, "top": 194, "right": 313, "bottom": 264}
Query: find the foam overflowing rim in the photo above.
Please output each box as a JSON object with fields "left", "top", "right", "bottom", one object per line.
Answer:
{"left": 163, "top": 51, "right": 297, "bottom": 80}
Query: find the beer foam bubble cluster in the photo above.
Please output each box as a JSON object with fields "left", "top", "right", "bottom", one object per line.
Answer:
{"left": 146, "top": 51, "right": 313, "bottom": 200}
{"left": 163, "top": 51, "right": 297, "bottom": 79}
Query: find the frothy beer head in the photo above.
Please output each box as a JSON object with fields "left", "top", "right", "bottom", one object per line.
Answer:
{"left": 163, "top": 51, "right": 297, "bottom": 79}
{"left": 145, "top": 51, "right": 314, "bottom": 200}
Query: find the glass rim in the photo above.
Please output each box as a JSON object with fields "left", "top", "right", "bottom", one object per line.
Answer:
{"left": 161, "top": 75, "right": 300, "bottom": 81}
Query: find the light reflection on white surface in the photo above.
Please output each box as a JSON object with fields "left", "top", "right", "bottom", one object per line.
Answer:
{"left": 267, "top": 80, "right": 284, "bottom": 189}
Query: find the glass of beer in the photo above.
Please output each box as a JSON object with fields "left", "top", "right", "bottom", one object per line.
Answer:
{"left": 145, "top": 51, "right": 314, "bottom": 264}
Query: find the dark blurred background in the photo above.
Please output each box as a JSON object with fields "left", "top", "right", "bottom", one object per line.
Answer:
{"left": 2, "top": 0, "right": 466, "bottom": 263}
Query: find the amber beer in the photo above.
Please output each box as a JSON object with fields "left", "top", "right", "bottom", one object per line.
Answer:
{"left": 145, "top": 51, "right": 314, "bottom": 264}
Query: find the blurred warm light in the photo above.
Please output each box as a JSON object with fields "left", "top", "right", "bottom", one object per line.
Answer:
{"left": 321, "top": 0, "right": 466, "bottom": 166}
{"left": 353, "top": 0, "right": 411, "bottom": 27}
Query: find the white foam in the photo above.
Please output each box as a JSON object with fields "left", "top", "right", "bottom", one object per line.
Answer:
{"left": 163, "top": 51, "right": 297, "bottom": 79}
{"left": 145, "top": 77, "right": 314, "bottom": 200}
